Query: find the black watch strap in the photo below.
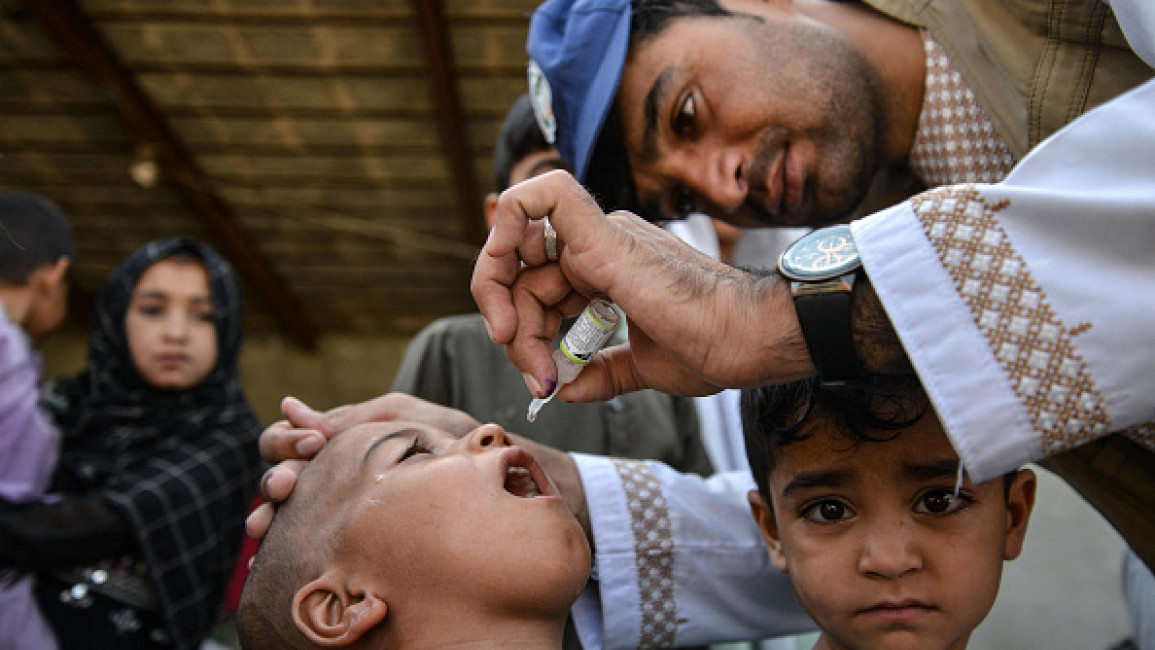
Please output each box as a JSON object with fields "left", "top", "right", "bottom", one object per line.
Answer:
{"left": 792, "top": 275, "right": 864, "bottom": 385}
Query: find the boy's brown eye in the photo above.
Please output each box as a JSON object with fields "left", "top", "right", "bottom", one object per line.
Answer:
{"left": 818, "top": 502, "right": 845, "bottom": 520}
{"left": 923, "top": 493, "right": 951, "bottom": 513}
{"left": 802, "top": 499, "right": 853, "bottom": 523}
{"left": 915, "top": 489, "right": 971, "bottom": 515}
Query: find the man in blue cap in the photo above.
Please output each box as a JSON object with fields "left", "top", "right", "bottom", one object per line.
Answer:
{"left": 526, "top": 0, "right": 1150, "bottom": 228}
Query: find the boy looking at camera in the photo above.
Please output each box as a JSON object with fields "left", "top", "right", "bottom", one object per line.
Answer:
{"left": 237, "top": 420, "right": 590, "bottom": 649}
{"left": 741, "top": 376, "right": 1037, "bottom": 650}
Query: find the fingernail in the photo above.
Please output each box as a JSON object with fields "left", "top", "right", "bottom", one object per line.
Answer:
{"left": 295, "top": 435, "right": 324, "bottom": 456}
{"left": 522, "top": 372, "right": 544, "bottom": 397}
{"left": 542, "top": 378, "right": 556, "bottom": 396}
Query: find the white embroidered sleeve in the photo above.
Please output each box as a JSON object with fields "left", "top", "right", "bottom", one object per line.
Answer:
{"left": 853, "top": 79, "right": 1155, "bottom": 482}
{"left": 570, "top": 454, "right": 814, "bottom": 649}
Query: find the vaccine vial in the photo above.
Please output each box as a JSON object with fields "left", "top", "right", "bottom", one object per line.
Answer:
{"left": 526, "top": 298, "right": 621, "bottom": 422}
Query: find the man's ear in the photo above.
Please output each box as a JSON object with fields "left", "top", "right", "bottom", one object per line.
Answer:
{"left": 292, "top": 570, "right": 388, "bottom": 647}
{"left": 1002, "top": 468, "right": 1037, "bottom": 561}
{"left": 747, "top": 490, "right": 788, "bottom": 573}
{"left": 483, "top": 192, "right": 500, "bottom": 231}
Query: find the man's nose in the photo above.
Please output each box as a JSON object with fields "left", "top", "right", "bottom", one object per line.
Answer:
{"left": 692, "top": 146, "right": 747, "bottom": 213}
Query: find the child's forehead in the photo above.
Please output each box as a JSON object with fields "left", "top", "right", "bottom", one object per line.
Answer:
{"left": 304, "top": 421, "right": 447, "bottom": 493}
{"left": 770, "top": 415, "right": 960, "bottom": 487}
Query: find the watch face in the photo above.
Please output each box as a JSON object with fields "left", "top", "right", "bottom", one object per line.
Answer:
{"left": 778, "top": 224, "right": 861, "bottom": 281}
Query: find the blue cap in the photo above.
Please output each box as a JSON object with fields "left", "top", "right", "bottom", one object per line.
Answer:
{"left": 527, "top": 0, "right": 632, "bottom": 183}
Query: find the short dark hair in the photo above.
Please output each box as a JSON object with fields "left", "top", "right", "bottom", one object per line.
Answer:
{"left": 0, "top": 191, "right": 74, "bottom": 284}
{"left": 585, "top": 0, "right": 738, "bottom": 218}
{"left": 740, "top": 376, "right": 929, "bottom": 500}
{"left": 237, "top": 459, "right": 350, "bottom": 650}
{"left": 630, "top": 0, "right": 735, "bottom": 46}
{"left": 494, "top": 93, "right": 555, "bottom": 193}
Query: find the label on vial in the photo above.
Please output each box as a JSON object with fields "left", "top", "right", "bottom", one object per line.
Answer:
{"left": 559, "top": 301, "right": 619, "bottom": 364}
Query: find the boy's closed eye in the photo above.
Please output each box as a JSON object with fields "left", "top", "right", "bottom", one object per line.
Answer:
{"left": 399, "top": 437, "right": 434, "bottom": 462}
{"left": 361, "top": 427, "right": 437, "bottom": 470}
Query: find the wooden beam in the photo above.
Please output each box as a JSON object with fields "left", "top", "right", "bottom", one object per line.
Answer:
{"left": 22, "top": 0, "right": 319, "bottom": 349}
{"left": 410, "top": 0, "right": 487, "bottom": 248}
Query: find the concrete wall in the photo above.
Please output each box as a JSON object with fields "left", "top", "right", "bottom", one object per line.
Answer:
{"left": 971, "top": 466, "right": 1131, "bottom": 649}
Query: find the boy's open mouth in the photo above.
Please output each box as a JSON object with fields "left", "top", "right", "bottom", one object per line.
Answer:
{"left": 501, "top": 448, "right": 552, "bottom": 498}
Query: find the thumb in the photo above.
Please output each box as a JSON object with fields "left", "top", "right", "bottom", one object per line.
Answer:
{"left": 558, "top": 345, "right": 643, "bottom": 403}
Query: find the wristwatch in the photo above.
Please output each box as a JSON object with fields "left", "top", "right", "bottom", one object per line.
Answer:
{"left": 777, "top": 224, "right": 865, "bottom": 385}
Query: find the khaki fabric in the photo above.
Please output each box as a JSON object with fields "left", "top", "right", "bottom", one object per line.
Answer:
{"left": 866, "top": 0, "right": 1153, "bottom": 158}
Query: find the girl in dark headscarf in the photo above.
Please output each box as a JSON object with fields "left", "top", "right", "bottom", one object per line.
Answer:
{"left": 0, "top": 238, "right": 263, "bottom": 649}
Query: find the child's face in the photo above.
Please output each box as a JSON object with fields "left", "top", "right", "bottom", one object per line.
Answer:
{"left": 323, "top": 420, "right": 591, "bottom": 618}
{"left": 748, "top": 412, "right": 1035, "bottom": 650}
{"left": 125, "top": 258, "right": 218, "bottom": 390}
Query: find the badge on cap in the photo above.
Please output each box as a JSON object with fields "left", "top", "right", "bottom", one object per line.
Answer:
{"left": 527, "top": 60, "right": 557, "bottom": 145}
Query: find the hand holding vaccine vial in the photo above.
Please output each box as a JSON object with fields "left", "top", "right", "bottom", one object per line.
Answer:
{"left": 527, "top": 298, "right": 621, "bottom": 422}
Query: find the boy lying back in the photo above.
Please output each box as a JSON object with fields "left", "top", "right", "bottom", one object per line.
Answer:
{"left": 238, "top": 421, "right": 590, "bottom": 649}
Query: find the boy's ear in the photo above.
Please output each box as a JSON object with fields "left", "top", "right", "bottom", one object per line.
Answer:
{"left": 1002, "top": 468, "right": 1037, "bottom": 561}
{"left": 35, "top": 257, "right": 70, "bottom": 293}
{"left": 292, "top": 570, "right": 388, "bottom": 647}
{"left": 747, "top": 490, "right": 789, "bottom": 573}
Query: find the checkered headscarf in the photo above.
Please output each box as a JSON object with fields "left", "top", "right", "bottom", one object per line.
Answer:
{"left": 47, "top": 237, "right": 262, "bottom": 650}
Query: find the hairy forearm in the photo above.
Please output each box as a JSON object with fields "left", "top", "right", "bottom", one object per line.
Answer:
{"left": 744, "top": 269, "right": 909, "bottom": 386}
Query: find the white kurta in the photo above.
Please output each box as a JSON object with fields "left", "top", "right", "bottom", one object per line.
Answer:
{"left": 854, "top": 77, "right": 1155, "bottom": 481}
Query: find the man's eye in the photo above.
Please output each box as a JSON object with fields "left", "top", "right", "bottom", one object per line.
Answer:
{"left": 802, "top": 499, "right": 853, "bottom": 524}
{"left": 915, "top": 489, "right": 972, "bottom": 515}
{"left": 400, "top": 438, "right": 433, "bottom": 461}
{"left": 673, "top": 94, "right": 696, "bottom": 137}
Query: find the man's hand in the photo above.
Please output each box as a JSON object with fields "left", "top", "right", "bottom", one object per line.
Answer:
{"left": 246, "top": 393, "right": 483, "bottom": 540}
{"left": 256, "top": 393, "right": 482, "bottom": 464}
{"left": 471, "top": 170, "right": 814, "bottom": 403}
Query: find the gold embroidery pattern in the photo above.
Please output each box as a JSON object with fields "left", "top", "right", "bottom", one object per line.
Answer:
{"left": 1124, "top": 422, "right": 1155, "bottom": 453}
{"left": 911, "top": 185, "right": 1111, "bottom": 453}
{"left": 908, "top": 31, "right": 1016, "bottom": 187}
{"left": 612, "top": 459, "right": 676, "bottom": 648}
